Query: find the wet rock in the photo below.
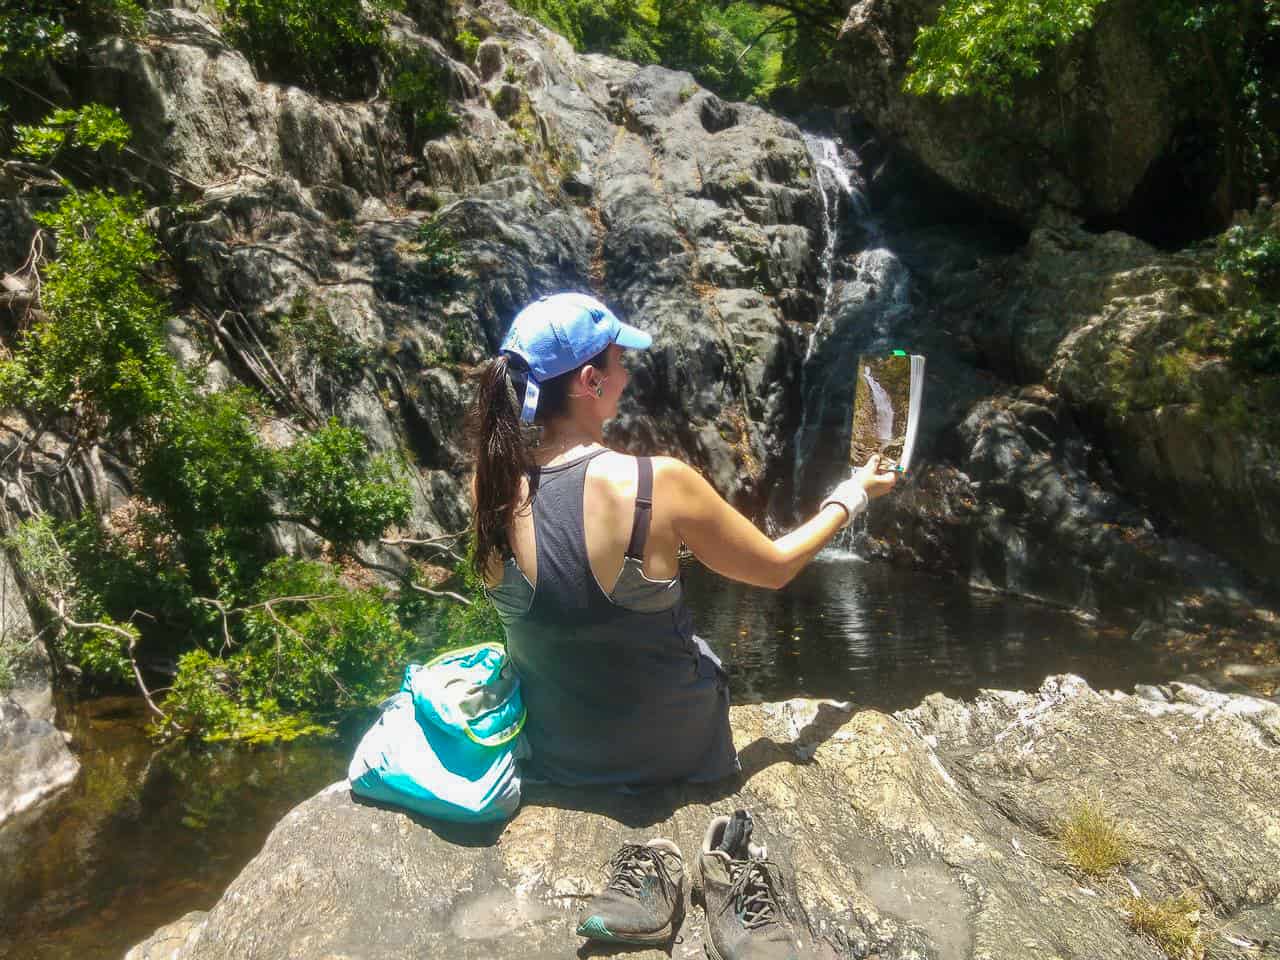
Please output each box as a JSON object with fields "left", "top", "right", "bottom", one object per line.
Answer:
{"left": 129, "top": 678, "right": 1280, "bottom": 959}
{"left": 0, "top": 698, "right": 80, "bottom": 824}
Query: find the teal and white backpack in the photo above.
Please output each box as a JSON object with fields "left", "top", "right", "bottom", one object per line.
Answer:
{"left": 348, "top": 642, "right": 525, "bottom": 823}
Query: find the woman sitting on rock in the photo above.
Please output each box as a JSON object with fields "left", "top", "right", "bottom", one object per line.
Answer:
{"left": 468, "top": 291, "right": 896, "bottom": 789}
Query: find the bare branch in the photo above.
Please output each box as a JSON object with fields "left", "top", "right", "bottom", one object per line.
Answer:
{"left": 379, "top": 531, "right": 466, "bottom": 547}
{"left": 349, "top": 552, "right": 473, "bottom": 606}
{"left": 734, "top": 13, "right": 797, "bottom": 69}
{"left": 55, "top": 598, "right": 173, "bottom": 724}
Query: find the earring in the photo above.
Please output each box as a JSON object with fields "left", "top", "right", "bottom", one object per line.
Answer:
{"left": 595, "top": 385, "right": 603, "bottom": 398}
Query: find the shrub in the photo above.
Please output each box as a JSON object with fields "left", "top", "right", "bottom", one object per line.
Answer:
{"left": 278, "top": 420, "right": 412, "bottom": 550}
{"left": 1204, "top": 218, "right": 1280, "bottom": 373}
{"left": 455, "top": 28, "right": 481, "bottom": 62}
{"left": 4, "top": 516, "right": 134, "bottom": 683}
{"left": 165, "top": 559, "right": 421, "bottom": 740}
{"left": 1056, "top": 797, "right": 1133, "bottom": 876}
{"left": 137, "top": 388, "right": 278, "bottom": 598}
{"left": 386, "top": 45, "right": 459, "bottom": 147}
{"left": 1123, "top": 892, "right": 1205, "bottom": 960}
{"left": 414, "top": 214, "right": 461, "bottom": 279}
{"left": 216, "top": 0, "right": 399, "bottom": 96}
{"left": 0, "top": 189, "right": 177, "bottom": 439}
{"left": 0, "top": 0, "right": 143, "bottom": 78}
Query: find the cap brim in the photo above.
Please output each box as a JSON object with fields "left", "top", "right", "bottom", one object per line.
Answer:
{"left": 613, "top": 322, "right": 652, "bottom": 350}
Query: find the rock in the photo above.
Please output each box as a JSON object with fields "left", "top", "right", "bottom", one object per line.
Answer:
{"left": 125, "top": 912, "right": 208, "bottom": 960}
{"left": 128, "top": 678, "right": 1280, "bottom": 959}
{"left": 476, "top": 38, "right": 504, "bottom": 82}
{"left": 942, "top": 214, "right": 1280, "bottom": 588}
{"left": 836, "top": 0, "right": 1184, "bottom": 230}
{"left": 0, "top": 552, "right": 79, "bottom": 825}
{"left": 0, "top": 697, "right": 80, "bottom": 824}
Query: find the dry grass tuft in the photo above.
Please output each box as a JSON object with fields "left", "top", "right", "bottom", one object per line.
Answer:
{"left": 1057, "top": 798, "right": 1133, "bottom": 876}
{"left": 1123, "top": 892, "right": 1205, "bottom": 960}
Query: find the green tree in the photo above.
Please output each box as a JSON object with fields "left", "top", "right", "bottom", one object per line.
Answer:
{"left": 904, "top": 0, "right": 1109, "bottom": 108}
{"left": 902, "top": 0, "right": 1279, "bottom": 211}
{"left": 0, "top": 189, "right": 177, "bottom": 439}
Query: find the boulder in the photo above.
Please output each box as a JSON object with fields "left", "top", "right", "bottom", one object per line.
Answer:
{"left": 128, "top": 678, "right": 1280, "bottom": 959}
{"left": 837, "top": 0, "right": 1180, "bottom": 230}
{"left": 922, "top": 213, "right": 1280, "bottom": 590}
{"left": 0, "top": 552, "right": 79, "bottom": 825}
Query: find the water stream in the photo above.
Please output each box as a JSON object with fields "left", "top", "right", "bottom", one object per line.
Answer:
{"left": 793, "top": 132, "right": 913, "bottom": 513}
{"left": 0, "top": 558, "right": 1183, "bottom": 960}
{"left": 862, "top": 364, "right": 895, "bottom": 440}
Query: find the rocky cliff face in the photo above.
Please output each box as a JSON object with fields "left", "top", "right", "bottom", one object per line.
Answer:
{"left": 126, "top": 676, "right": 1280, "bottom": 960}
{"left": 80, "top": 0, "right": 824, "bottom": 525}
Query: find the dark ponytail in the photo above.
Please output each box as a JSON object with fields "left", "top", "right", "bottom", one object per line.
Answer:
{"left": 467, "top": 346, "right": 612, "bottom": 581}
{"left": 468, "top": 354, "right": 533, "bottom": 582}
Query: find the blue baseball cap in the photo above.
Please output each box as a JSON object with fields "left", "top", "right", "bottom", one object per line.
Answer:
{"left": 500, "top": 292, "right": 652, "bottom": 422}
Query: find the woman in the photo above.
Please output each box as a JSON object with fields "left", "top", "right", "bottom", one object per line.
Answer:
{"left": 468, "top": 292, "right": 895, "bottom": 789}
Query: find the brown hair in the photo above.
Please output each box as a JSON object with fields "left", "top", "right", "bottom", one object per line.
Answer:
{"left": 466, "top": 348, "right": 609, "bottom": 581}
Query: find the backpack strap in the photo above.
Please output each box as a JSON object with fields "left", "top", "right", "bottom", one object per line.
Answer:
{"left": 624, "top": 456, "right": 653, "bottom": 561}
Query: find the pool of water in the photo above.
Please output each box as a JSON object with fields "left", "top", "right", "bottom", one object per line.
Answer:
{"left": 685, "top": 551, "right": 1172, "bottom": 710}
{"left": 0, "top": 555, "right": 1178, "bottom": 960}
{"left": 0, "top": 698, "right": 349, "bottom": 960}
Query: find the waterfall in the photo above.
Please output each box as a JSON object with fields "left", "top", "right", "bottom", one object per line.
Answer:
{"left": 801, "top": 133, "right": 866, "bottom": 354}
{"left": 790, "top": 130, "right": 914, "bottom": 536}
{"left": 862, "top": 365, "right": 895, "bottom": 440}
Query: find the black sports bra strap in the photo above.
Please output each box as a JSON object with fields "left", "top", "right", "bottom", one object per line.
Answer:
{"left": 624, "top": 457, "right": 653, "bottom": 561}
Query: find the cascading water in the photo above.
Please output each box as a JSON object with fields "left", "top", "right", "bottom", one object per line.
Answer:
{"left": 791, "top": 132, "right": 914, "bottom": 551}
{"left": 862, "top": 365, "right": 895, "bottom": 441}
{"left": 803, "top": 133, "right": 865, "bottom": 345}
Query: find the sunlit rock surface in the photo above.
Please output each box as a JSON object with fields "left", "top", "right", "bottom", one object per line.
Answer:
{"left": 128, "top": 677, "right": 1280, "bottom": 960}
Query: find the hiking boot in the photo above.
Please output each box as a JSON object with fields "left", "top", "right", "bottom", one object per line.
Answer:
{"left": 576, "top": 838, "right": 687, "bottom": 945}
{"left": 695, "top": 810, "right": 808, "bottom": 960}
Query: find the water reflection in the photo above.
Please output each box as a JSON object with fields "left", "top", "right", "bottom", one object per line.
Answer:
{"left": 685, "top": 553, "right": 1168, "bottom": 711}
{"left": 0, "top": 698, "right": 347, "bottom": 960}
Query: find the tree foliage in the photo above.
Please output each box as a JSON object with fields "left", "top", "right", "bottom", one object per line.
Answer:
{"left": 0, "top": 181, "right": 437, "bottom": 738}
{"left": 0, "top": 0, "right": 143, "bottom": 79}
{"left": 13, "top": 104, "right": 131, "bottom": 162}
{"left": 902, "top": 0, "right": 1279, "bottom": 209}
{"left": 0, "top": 189, "right": 177, "bottom": 438}
{"left": 904, "top": 0, "right": 1109, "bottom": 108}
{"left": 504, "top": 0, "right": 801, "bottom": 101}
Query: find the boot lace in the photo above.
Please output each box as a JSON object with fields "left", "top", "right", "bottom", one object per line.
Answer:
{"left": 720, "top": 857, "right": 791, "bottom": 931}
{"left": 602, "top": 844, "right": 681, "bottom": 900}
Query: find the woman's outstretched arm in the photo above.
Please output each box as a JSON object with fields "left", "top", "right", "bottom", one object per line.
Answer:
{"left": 663, "top": 455, "right": 895, "bottom": 590}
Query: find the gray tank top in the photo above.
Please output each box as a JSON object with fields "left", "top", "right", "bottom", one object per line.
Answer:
{"left": 489, "top": 450, "right": 739, "bottom": 787}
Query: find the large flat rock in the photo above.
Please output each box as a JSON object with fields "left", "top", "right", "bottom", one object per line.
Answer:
{"left": 129, "top": 677, "right": 1280, "bottom": 960}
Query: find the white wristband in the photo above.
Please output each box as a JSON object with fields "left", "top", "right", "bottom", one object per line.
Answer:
{"left": 820, "top": 485, "right": 868, "bottom": 528}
